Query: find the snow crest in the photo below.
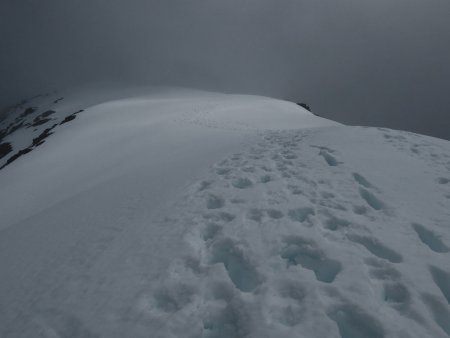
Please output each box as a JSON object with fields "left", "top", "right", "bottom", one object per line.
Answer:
{"left": 1, "top": 88, "right": 449, "bottom": 337}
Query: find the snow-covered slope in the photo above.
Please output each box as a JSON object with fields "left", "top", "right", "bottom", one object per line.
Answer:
{"left": 0, "top": 86, "right": 449, "bottom": 337}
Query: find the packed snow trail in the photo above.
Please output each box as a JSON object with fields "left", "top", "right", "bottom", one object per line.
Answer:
{"left": 134, "top": 128, "right": 450, "bottom": 338}
{"left": 0, "top": 87, "right": 449, "bottom": 337}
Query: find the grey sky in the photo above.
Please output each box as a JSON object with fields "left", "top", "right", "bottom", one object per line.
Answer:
{"left": 1, "top": 0, "right": 450, "bottom": 139}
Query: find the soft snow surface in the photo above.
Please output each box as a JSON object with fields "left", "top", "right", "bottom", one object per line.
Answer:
{"left": 0, "top": 86, "right": 450, "bottom": 338}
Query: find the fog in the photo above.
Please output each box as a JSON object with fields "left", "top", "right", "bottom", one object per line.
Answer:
{"left": 1, "top": 0, "right": 450, "bottom": 139}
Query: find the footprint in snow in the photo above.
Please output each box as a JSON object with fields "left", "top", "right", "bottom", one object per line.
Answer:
{"left": 231, "top": 177, "right": 253, "bottom": 189}
{"left": 272, "top": 279, "right": 306, "bottom": 327}
{"left": 280, "top": 236, "right": 342, "bottom": 283}
{"left": 203, "top": 212, "right": 236, "bottom": 223}
{"left": 437, "top": 177, "right": 450, "bottom": 185}
{"left": 198, "top": 180, "right": 213, "bottom": 192}
{"left": 216, "top": 168, "right": 232, "bottom": 176}
{"left": 364, "top": 258, "right": 402, "bottom": 281}
{"left": 260, "top": 175, "right": 272, "bottom": 183}
{"left": 352, "top": 204, "right": 369, "bottom": 216}
{"left": 421, "top": 293, "right": 450, "bottom": 336}
{"left": 266, "top": 209, "right": 284, "bottom": 219}
{"left": 202, "top": 283, "right": 250, "bottom": 338}
{"left": 383, "top": 282, "right": 411, "bottom": 313}
{"left": 209, "top": 237, "right": 262, "bottom": 293}
{"left": 246, "top": 209, "right": 265, "bottom": 223}
{"left": 288, "top": 207, "right": 315, "bottom": 225}
{"left": 326, "top": 303, "right": 385, "bottom": 338}
{"left": 428, "top": 266, "right": 450, "bottom": 304}
{"left": 347, "top": 234, "right": 403, "bottom": 263}
{"left": 282, "top": 151, "right": 297, "bottom": 160}
{"left": 241, "top": 166, "right": 255, "bottom": 173}
{"left": 322, "top": 214, "right": 351, "bottom": 231}
{"left": 365, "top": 258, "right": 415, "bottom": 316}
{"left": 352, "top": 173, "right": 374, "bottom": 189}
{"left": 320, "top": 149, "right": 339, "bottom": 167}
{"left": 151, "top": 282, "right": 196, "bottom": 314}
{"left": 202, "top": 222, "right": 222, "bottom": 241}
{"left": 412, "top": 223, "right": 449, "bottom": 253}
{"left": 358, "top": 188, "right": 385, "bottom": 211}
{"left": 206, "top": 194, "right": 225, "bottom": 209}
{"left": 287, "top": 185, "right": 303, "bottom": 195}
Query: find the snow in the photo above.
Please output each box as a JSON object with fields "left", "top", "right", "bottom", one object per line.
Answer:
{"left": 0, "top": 85, "right": 449, "bottom": 337}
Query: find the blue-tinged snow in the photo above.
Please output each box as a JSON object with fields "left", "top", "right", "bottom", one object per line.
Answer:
{"left": 0, "top": 86, "right": 449, "bottom": 337}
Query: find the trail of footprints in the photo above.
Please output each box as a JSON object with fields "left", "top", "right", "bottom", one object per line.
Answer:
{"left": 141, "top": 130, "right": 450, "bottom": 337}
{"left": 380, "top": 127, "right": 450, "bottom": 203}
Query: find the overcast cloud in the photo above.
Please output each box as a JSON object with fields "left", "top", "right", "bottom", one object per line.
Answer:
{"left": 1, "top": 0, "right": 450, "bottom": 139}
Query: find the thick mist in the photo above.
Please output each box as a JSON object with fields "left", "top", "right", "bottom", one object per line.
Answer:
{"left": 1, "top": 0, "right": 450, "bottom": 139}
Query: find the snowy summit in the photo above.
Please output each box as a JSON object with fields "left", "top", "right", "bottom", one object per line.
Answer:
{"left": 0, "top": 85, "right": 449, "bottom": 337}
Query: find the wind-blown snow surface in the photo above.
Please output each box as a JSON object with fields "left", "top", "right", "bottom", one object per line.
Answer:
{"left": 1, "top": 87, "right": 450, "bottom": 337}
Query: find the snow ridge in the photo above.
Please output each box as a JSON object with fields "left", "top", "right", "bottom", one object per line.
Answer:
{"left": 1, "top": 87, "right": 449, "bottom": 337}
